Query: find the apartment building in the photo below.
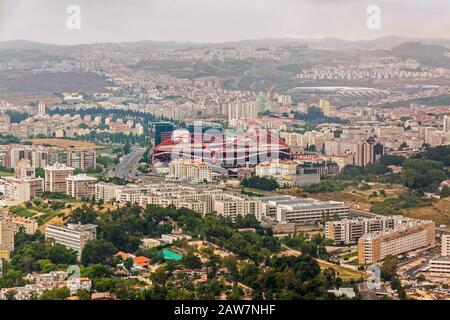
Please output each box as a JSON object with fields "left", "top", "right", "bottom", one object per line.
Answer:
{"left": 66, "top": 174, "right": 97, "bottom": 200}
{"left": 0, "top": 216, "right": 14, "bottom": 254}
{"left": 442, "top": 234, "right": 450, "bottom": 257}
{"left": 357, "top": 219, "right": 435, "bottom": 264}
{"left": 44, "top": 163, "right": 74, "bottom": 193}
{"left": 274, "top": 198, "right": 350, "bottom": 224}
{"left": 0, "top": 244, "right": 10, "bottom": 262}
{"left": 66, "top": 149, "right": 96, "bottom": 170}
{"left": 325, "top": 216, "right": 402, "bottom": 244}
{"left": 95, "top": 182, "right": 118, "bottom": 202}
{"left": 5, "top": 215, "right": 38, "bottom": 235}
{"left": 167, "top": 159, "right": 212, "bottom": 183}
{"left": 213, "top": 194, "right": 262, "bottom": 222}
{"left": 45, "top": 223, "right": 97, "bottom": 260}
{"left": 255, "top": 160, "right": 297, "bottom": 177}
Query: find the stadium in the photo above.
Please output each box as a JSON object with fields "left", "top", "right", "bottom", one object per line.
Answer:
{"left": 152, "top": 129, "right": 291, "bottom": 169}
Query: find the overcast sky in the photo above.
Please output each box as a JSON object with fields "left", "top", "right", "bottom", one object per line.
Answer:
{"left": 0, "top": 0, "right": 449, "bottom": 45}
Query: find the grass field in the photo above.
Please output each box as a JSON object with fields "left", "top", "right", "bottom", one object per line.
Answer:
{"left": 317, "top": 259, "right": 369, "bottom": 281}
{"left": 32, "top": 138, "right": 96, "bottom": 149}
{"left": 407, "top": 197, "right": 450, "bottom": 225}
{"left": 312, "top": 183, "right": 408, "bottom": 212}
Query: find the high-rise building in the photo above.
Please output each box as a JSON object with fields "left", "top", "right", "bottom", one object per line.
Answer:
{"left": 444, "top": 115, "right": 450, "bottom": 133}
{"left": 228, "top": 102, "right": 258, "bottom": 122}
{"left": 154, "top": 122, "right": 174, "bottom": 146}
{"left": 442, "top": 234, "right": 450, "bottom": 257}
{"left": 44, "top": 163, "right": 74, "bottom": 193}
{"left": 67, "top": 149, "right": 96, "bottom": 170}
{"left": 36, "top": 102, "right": 46, "bottom": 116}
{"left": 0, "top": 215, "right": 14, "bottom": 255}
{"left": 14, "top": 159, "right": 35, "bottom": 179}
{"left": 66, "top": 174, "right": 97, "bottom": 200}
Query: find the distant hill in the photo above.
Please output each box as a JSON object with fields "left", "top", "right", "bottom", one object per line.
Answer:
{"left": 391, "top": 42, "right": 450, "bottom": 68}
{"left": 0, "top": 40, "right": 63, "bottom": 51}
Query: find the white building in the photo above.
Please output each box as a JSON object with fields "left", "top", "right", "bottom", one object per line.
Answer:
{"left": 45, "top": 223, "right": 97, "bottom": 260}
{"left": 66, "top": 174, "right": 97, "bottom": 199}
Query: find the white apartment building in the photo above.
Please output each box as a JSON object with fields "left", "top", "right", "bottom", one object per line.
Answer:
{"left": 213, "top": 194, "right": 262, "bottom": 222}
{"left": 66, "top": 174, "right": 97, "bottom": 200}
{"left": 255, "top": 160, "right": 297, "bottom": 177}
{"left": 45, "top": 223, "right": 97, "bottom": 260}
{"left": 167, "top": 159, "right": 212, "bottom": 183}
{"left": 95, "top": 182, "right": 118, "bottom": 202}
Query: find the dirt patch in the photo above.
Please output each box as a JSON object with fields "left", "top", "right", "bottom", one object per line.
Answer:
{"left": 32, "top": 138, "right": 96, "bottom": 149}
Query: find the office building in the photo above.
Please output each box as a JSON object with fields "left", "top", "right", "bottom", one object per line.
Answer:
{"left": 154, "top": 122, "right": 174, "bottom": 146}
{"left": 270, "top": 198, "right": 349, "bottom": 224}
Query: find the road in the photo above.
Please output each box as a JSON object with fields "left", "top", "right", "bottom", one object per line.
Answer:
{"left": 114, "top": 147, "right": 147, "bottom": 179}
{"left": 350, "top": 209, "right": 450, "bottom": 236}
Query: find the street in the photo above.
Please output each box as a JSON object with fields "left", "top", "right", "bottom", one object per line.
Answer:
{"left": 114, "top": 147, "right": 147, "bottom": 179}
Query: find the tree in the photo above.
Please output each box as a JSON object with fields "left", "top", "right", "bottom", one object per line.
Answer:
{"left": 81, "top": 239, "right": 117, "bottom": 265}
{"left": 182, "top": 253, "right": 202, "bottom": 270}
{"left": 40, "top": 287, "right": 70, "bottom": 300}
{"left": 123, "top": 141, "right": 131, "bottom": 155}
{"left": 45, "top": 244, "right": 77, "bottom": 265}
{"left": 441, "top": 186, "right": 450, "bottom": 198}
{"left": 380, "top": 255, "right": 398, "bottom": 281}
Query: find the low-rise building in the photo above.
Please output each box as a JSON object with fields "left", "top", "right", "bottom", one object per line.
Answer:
{"left": 45, "top": 223, "right": 97, "bottom": 260}
{"left": 213, "top": 194, "right": 262, "bottom": 222}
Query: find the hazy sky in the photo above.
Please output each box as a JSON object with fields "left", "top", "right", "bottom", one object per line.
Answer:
{"left": 0, "top": 0, "right": 449, "bottom": 45}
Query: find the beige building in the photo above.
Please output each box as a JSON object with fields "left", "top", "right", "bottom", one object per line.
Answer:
{"left": 357, "top": 219, "right": 435, "bottom": 264}
{"left": 0, "top": 243, "right": 10, "bottom": 262}
{"left": 66, "top": 174, "right": 97, "bottom": 200}
{"left": 0, "top": 216, "right": 15, "bottom": 254}
{"left": 442, "top": 234, "right": 450, "bottom": 257}
{"left": 44, "top": 163, "right": 74, "bottom": 193}
{"left": 95, "top": 182, "right": 118, "bottom": 202}
{"left": 325, "top": 216, "right": 402, "bottom": 244}
{"left": 167, "top": 159, "right": 212, "bottom": 183}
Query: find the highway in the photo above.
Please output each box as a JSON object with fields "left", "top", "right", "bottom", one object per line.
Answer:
{"left": 350, "top": 209, "right": 450, "bottom": 235}
{"left": 114, "top": 147, "right": 147, "bottom": 179}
